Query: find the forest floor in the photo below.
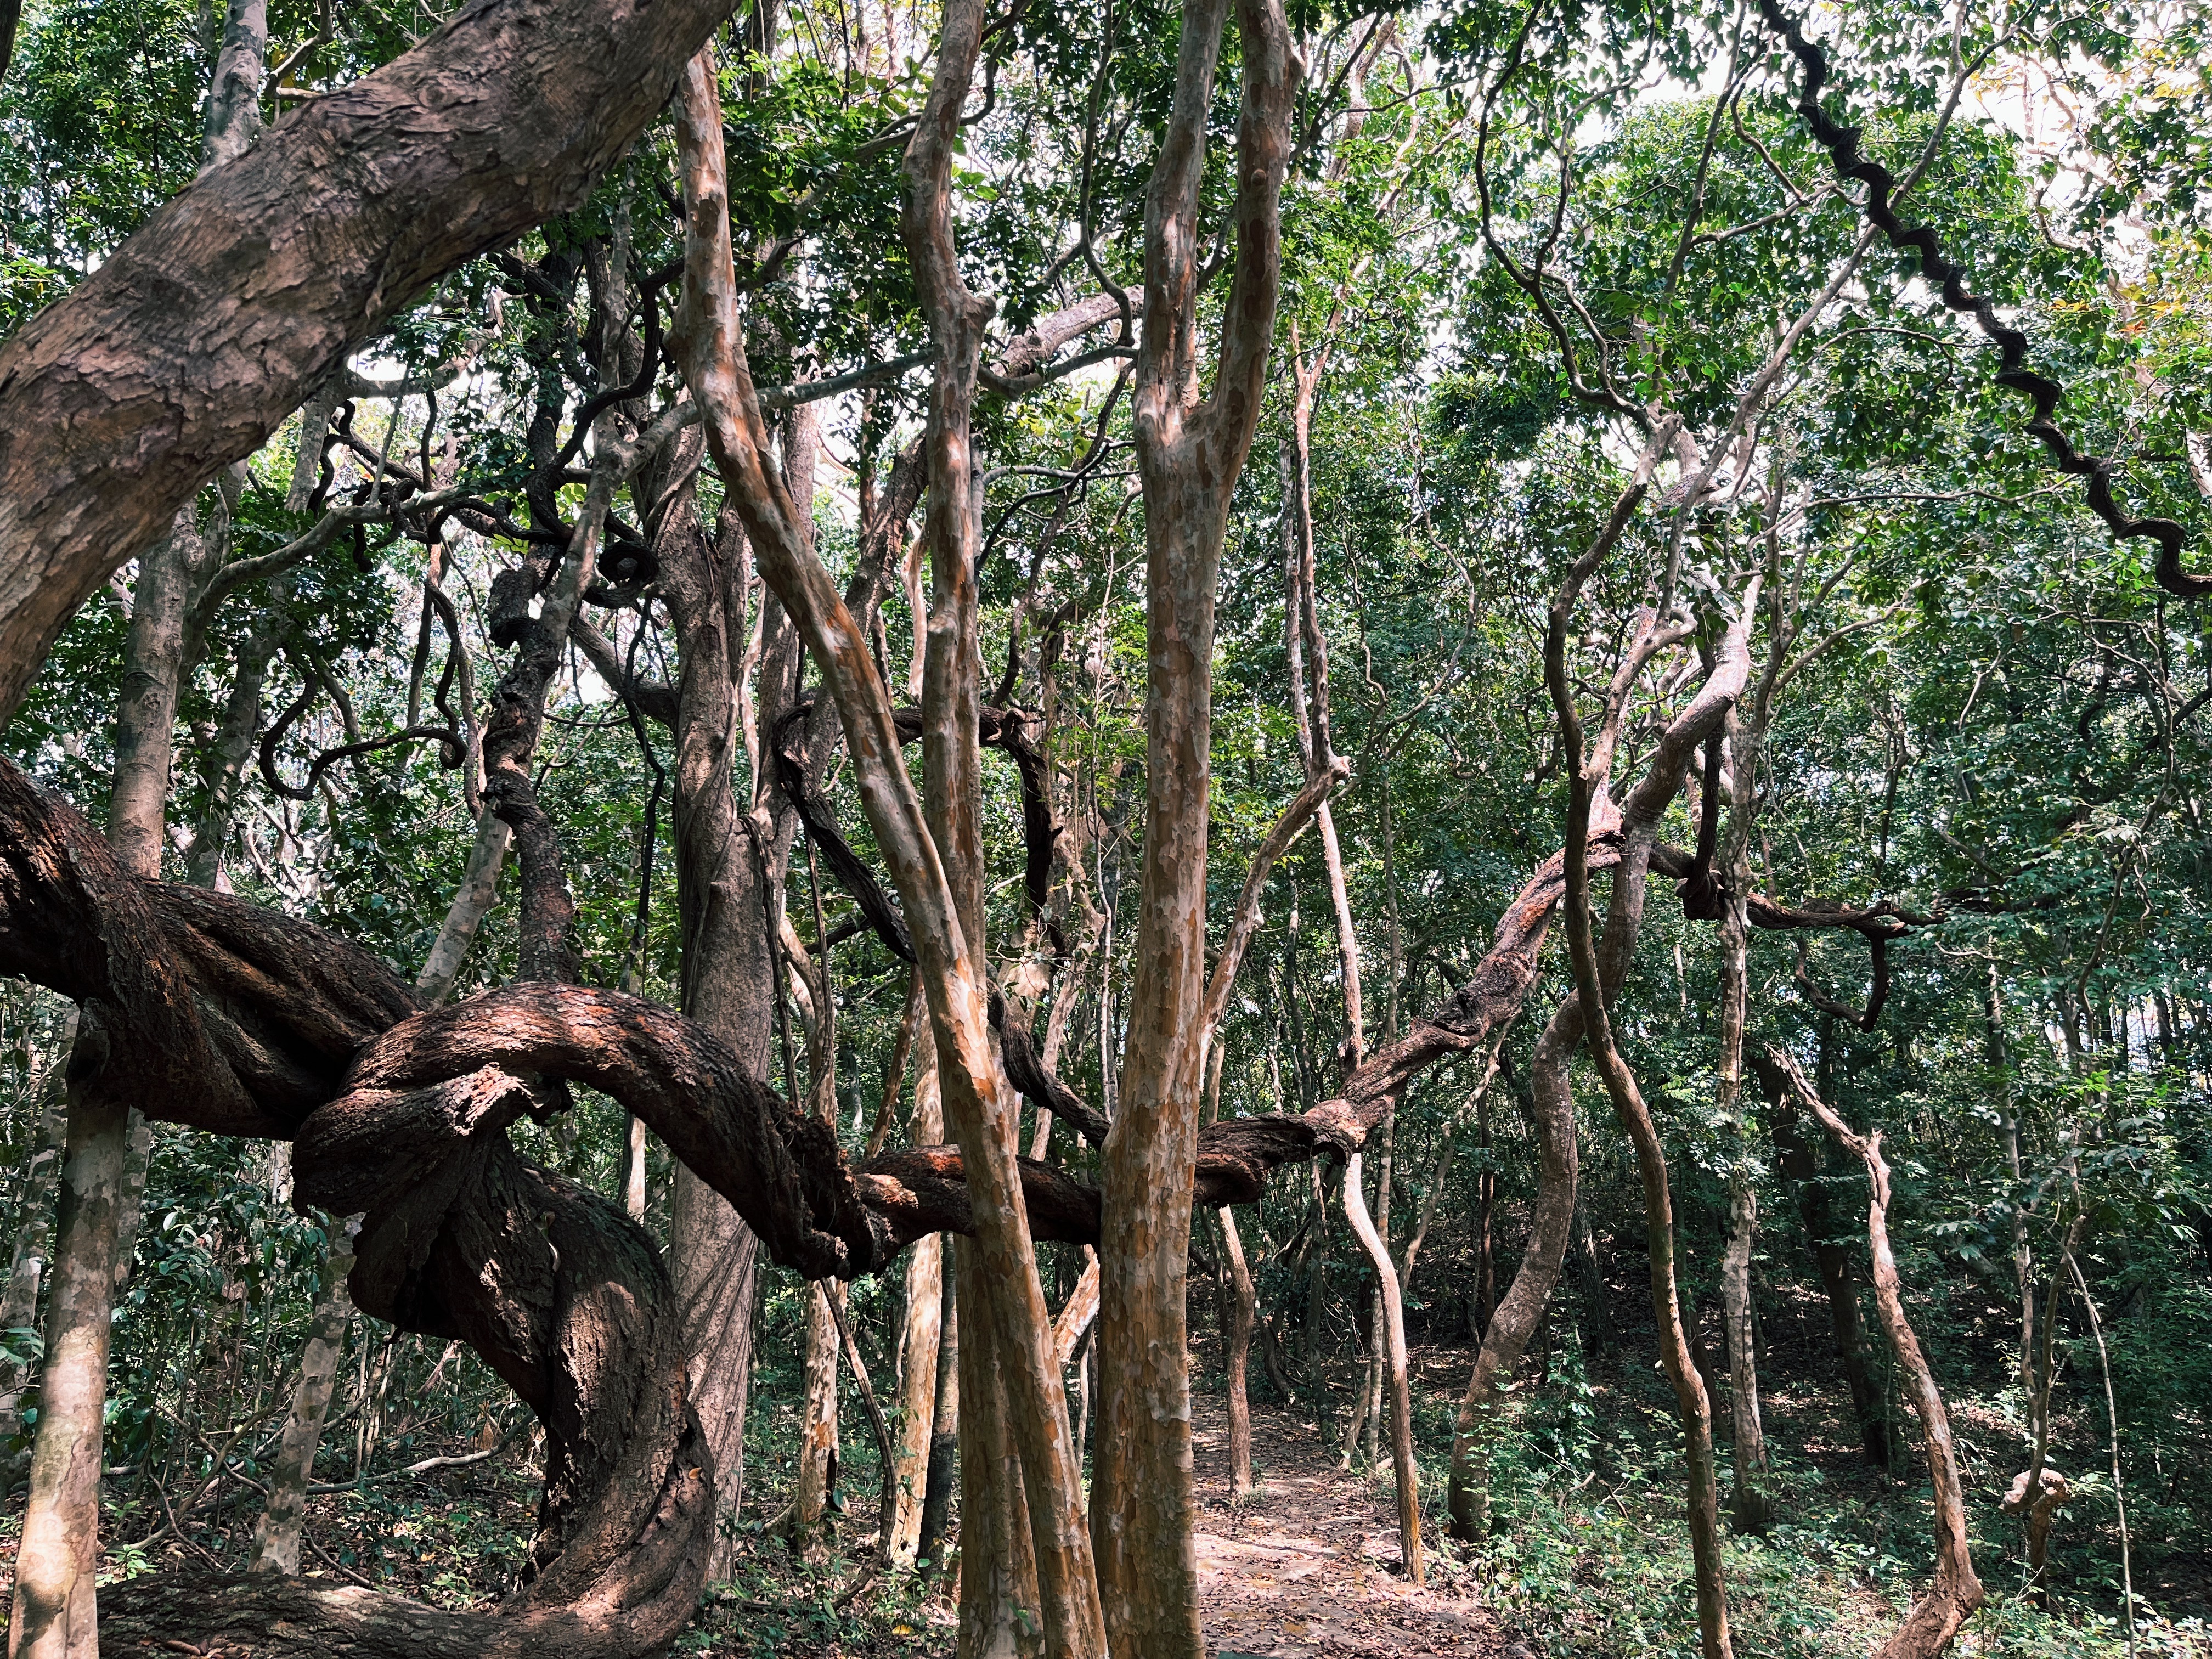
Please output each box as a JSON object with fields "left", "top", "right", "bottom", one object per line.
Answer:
{"left": 1190, "top": 1391, "right": 1512, "bottom": 1659}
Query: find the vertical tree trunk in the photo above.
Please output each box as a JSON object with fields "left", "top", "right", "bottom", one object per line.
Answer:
{"left": 8, "top": 1085, "right": 130, "bottom": 1659}
{"left": 1768, "top": 1049, "right": 1984, "bottom": 1659}
{"left": 1220, "top": 1207, "right": 1257, "bottom": 1499}
{"left": 915, "top": 1276, "right": 961, "bottom": 1580}
{"left": 1089, "top": 0, "right": 1293, "bottom": 1644}
{"left": 1720, "top": 1178, "right": 1770, "bottom": 1532}
{"left": 890, "top": 1042, "right": 945, "bottom": 1561}
{"left": 248, "top": 1216, "right": 360, "bottom": 1572}
{"left": 1341, "top": 1152, "right": 1422, "bottom": 1583}
{"left": 183, "top": 588, "right": 289, "bottom": 889}
{"left": 1713, "top": 714, "right": 1770, "bottom": 1533}
{"left": 1447, "top": 997, "right": 1579, "bottom": 1539}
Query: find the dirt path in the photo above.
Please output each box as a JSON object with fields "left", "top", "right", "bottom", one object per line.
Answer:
{"left": 1192, "top": 1394, "right": 1511, "bottom": 1658}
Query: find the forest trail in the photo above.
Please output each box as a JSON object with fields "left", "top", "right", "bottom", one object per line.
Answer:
{"left": 1192, "top": 1395, "right": 1509, "bottom": 1658}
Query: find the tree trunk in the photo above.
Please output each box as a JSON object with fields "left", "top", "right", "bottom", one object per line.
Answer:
{"left": 1447, "top": 995, "right": 1580, "bottom": 1539}
{"left": 249, "top": 1216, "right": 361, "bottom": 1572}
{"left": 1768, "top": 1049, "right": 1985, "bottom": 1659}
{"left": 1341, "top": 1152, "right": 1421, "bottom": 1582}
{"left": 1086, "top": 7, "right": 1293, "bottom": 1629}
{"left": 8, "top": 1082, "right": 129, "bottom": 1659}
{"left": 1220, "top": 1206, "right": 1257, "bottom": 1499}
{"left": 915, "top": 1276, "right": 961, "bottom": 1580}
{"left": 1720, "top": 1177, "right": 1770, "bottom": 1533}
{"left": 889, "top": 1042, "right": 945, "bottom": 1562}
{"left": 414, "top": 811, "right": 513, "bottom": 1004}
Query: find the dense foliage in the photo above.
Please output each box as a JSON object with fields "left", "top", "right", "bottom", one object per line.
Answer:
{"left": 1, "top": 0, "right": 2208, "bottom": 1652}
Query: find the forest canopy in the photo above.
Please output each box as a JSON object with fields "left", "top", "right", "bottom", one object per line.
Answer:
{"left": 0, "top": 0, "right": 2207, "bottom": 1655}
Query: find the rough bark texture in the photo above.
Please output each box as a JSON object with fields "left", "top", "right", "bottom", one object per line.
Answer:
{"left": 1767, "top": 1047, "right": 1985, "bottom": 1659}
{"left": 0, "top": 0, "right": 744, "bottom": 726}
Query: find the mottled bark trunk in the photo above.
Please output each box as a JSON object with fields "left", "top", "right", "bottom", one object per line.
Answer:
{"left": 1714, "top": 716, "right": 1770, "bottom": 1533}
{"left": 1094, "top": 2, "right": 1293, "bottom": 1646}
{"left": 8, "top": 1083, "right": 130, "bottom": 1659}
{"left": 249, "top": 1215, "right": 360, "bottom": 1572}
{"left": 1447, "top": 997, "right": 1579, "bottom": 1539}
{"left": 890, "top": 1043, "right": 945, "bottom": 1562}
{"left": 1542, "top": 498, "right": 1755, "bottom": 1658}
{"left": 1341, "top": 1152, "right": 1421, "bottom": 1581}
{"left": 915, "top": 1277, "right": 961, "bottom": 1579}
{"left": 1220, "top": 1207, "right": 1257, "bottom": 1498}
{"left": 1721, "top": 1177, "right": 1770, "bottom": 1533}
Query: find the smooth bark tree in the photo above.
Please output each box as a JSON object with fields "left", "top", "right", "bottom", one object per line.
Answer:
{"left": 1091, "top": 0, "right": 1295, "bottom": 1644}
{"left": 1767, "top": 1048, "right": 1985, "bottom": 1659}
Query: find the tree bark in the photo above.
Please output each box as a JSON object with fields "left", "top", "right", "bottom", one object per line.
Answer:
{"left": 248, "top": 1215, "right": 360, "bottom": 1572}
{"left": 1767, "top": 1049, "right": 1984, "bottom": 1659}
{"left": 1220, "top": 1207, "right": 1257, "bottom": 1499}
{"left": 0, "top": 0, "right": 745, "bottom": 729}
{"left": 890, "top": 1039, "right": 945, "bottom": 1562}
{"left": 915, "top": 1274, "right": 961, "bottom": 1579}
{"left": 1092, "top": 0, "right": 1294, "bottom": 1647}
{"left": 1720, "top": 1176, "right": 1770, "bottom": 1533}
{"left": 1341, "top": 1151, "right": 1421, "bottom": 1581}
{"left": 672, "top": 44, "right": 1098, "bottom": 1652}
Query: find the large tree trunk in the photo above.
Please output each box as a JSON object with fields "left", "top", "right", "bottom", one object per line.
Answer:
{"left": 0, "top": 0, "right": 748, "bottom": 729}
{"left": 1092, "top": 1, "right": 1294, "bottom": 1647}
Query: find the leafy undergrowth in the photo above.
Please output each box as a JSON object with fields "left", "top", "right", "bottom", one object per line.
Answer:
{"left": 676, "top": 1526, "right": 960, "bottom": 1659}
{"left": 1435, "top": 1336, "right": 2212, "bottom": 1658}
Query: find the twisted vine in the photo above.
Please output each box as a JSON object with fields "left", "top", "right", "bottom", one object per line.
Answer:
{"left": 1757, "top": 0, "right": 2204, "bottom": 598}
